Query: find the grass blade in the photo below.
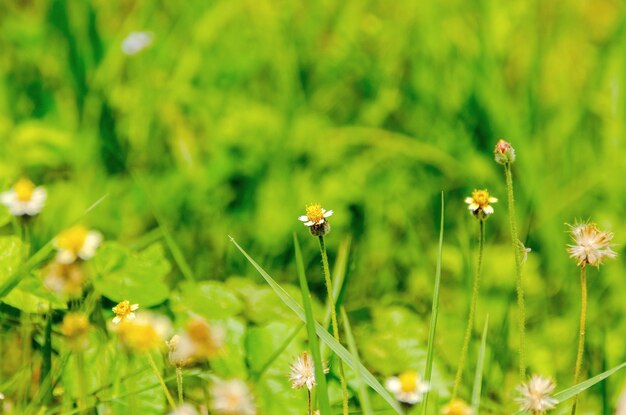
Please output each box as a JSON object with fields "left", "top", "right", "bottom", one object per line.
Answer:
{"left": 471, "top": 315, "right": 489, "bottom": 413}
{"left": 294, "top": 233, "right": 332, "bottom": 415}
{"left": 230, "top": 236, "right": 403, "bottom": 415}
{"left": 341, "top": 307, "right": 373, "bottom": 415}
{"left": 421, "top": 192, "right": 445, "bottom": 413}
{"left": 513, "top": 361, "right": 626, "bottom": 414}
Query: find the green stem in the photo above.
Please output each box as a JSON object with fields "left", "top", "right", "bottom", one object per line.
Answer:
{"left": 176, "top": 366, "right": 184, "bottom": 405}
{"left": 505, "top": 163, "right": 526, "bottom": 379}
{"left": 308, "top": 389, "right": 312, "bottom": 415}
{"left": 41, "top": 307, "right": 53, "bottom": 404}
{"left": 318, "top": 235, "right": 349, "bottom": 415}
{"left": 452, "top": 219, "right": 485, "bottom": 400}
{"left": 75, "top": 352, "right": 88, "bottom": 414}
{"left": 571, "top": 264, "right": 587, "bottom": 415}
{"left": 146, "top": 352, "right": 177, "bottom": 410}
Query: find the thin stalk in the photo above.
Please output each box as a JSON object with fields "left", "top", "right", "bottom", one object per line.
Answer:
{"left": 308, "top": 389, "right": 313, "bottom": 415}
{"left": 504, "top": 163, "right": 527, "bottom": 379}
{"left": 75, "top": 352, "right": 88, "bottom": 414}
{"left": 41, "top": 307, "right": 53, "bottom": 404}
{"left": 176, "top": 366, "right": 184, "bottom": 405}
{"left": 146, "top": 352, "right": 177, "bottom": 410}
{"left": 318, "top": 235, "right": 349, "bottom": 415}
{"left": 571, "top": 264, "right": 587, "bottom": 415}
{"left": 452, "top": 219, "right": 485, "bottom": 400}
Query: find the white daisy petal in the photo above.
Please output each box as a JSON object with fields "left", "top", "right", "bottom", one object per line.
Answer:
{"left": 323, "top": 210, "right": 333, "bottom": 217}
{"left": 298, "top": 215, "right": 309, "bottom": 222}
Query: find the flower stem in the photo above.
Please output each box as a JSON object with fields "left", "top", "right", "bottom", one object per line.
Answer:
{"left": 571, "top": 264, "right": 587, "bottom": 415}
{"left": 318, "top": 235, "right": 349, "bottom": 415}
{"left": 504, "top": 163, "right": 527, "bottom": 379}
{"left": 75, "top": 352, "right": 88, "bottom": 414}
{"left": 452, "top": 219, "right": 485, "bottom": 400}
{"left": 176, "top": 366, "right": 184, "bottom": 405}
{"left": 146, "top": 352, "right": 177, "bottom": 410}
{"left": 307, "top": 389, "right": 312, "bottom": 415}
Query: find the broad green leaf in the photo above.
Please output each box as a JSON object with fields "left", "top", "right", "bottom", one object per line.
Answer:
{"left": 230, "top": 236, "right": 404, "bottom": 415}
{"left": 210, "top": 317, "right": 248, "bottom": 378}
{"left": 93, "top": 242, "right": 170, "bottom": 307}
{"left": 171, "top": 280, "right": 243, "bottom": 320}
{"left": 3, "top": 276, "right": 67, "bottom": 312}
{"left": 0, "top": 236, "right": 23, "bottom": 285}
{"left": 0, "top": 205, "right": 11, "bottom": 228}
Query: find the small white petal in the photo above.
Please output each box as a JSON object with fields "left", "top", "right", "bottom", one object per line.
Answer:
{"left": 385, "top": 377, "right": 401, "bottom": 393}
{"left": 112, "top": 316, "right": 121, "bottom": 324}
{"left": 489, "top": 197, "right": 498, "bottom": 203}
{"left": 483, "top": 206, "right": 494, "bottom": 215}
{"left": 56, "top": 250, "right": 77, "bottom": 265}
{"left": 323, "top": 210, "right": 333, "bottom": 218}
{"left": 468, "top": 203, "right": 479, "bottom": 211}
{"left": 464, "top": 197, "right": 474, "bottom": 204}
{"left": 298, "top": 215, "right": 309, "bottom": 222}
{"left": 303, "top": 221, "right": 314, "bottom": 226}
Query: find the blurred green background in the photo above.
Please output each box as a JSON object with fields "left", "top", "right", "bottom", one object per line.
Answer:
{"left": 1, "top": 0, "right": 626, "bottom": 413}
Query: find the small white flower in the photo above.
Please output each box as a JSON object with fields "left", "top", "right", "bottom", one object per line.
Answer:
{"left": 1, "top": 178, "right": 47, "bottom": 217}
{"left": 210, "top": 379, "right": 256, "bottom": 415}
{"left": 464, "top": 189, "right": 497, "bottom": 219}
{"left": 121, "top": 31, "right": 153, "bottom": 55}
{"left": 516, "top": 374, "right": 558, "bottom": 414}
{"left": 54, "top": 226, "right": 102, "bottom": 264}
{"left": 617, "top": 385, "right": 626, "bottom": 415}
{"left": 567, "top": 222, "right": 616, "bottom": 267}
{"left": 289, "top": 352, "right": 318, "bottom": 390}
{"left": 385, "top": 371, "right": 429, "bottom": 405}
{"left": 168, "top": 404, "right": 199, "bottom": 415}
{"left": 298, "top": 204, "right": 333, "bottom": 227}
{"left": 112, "top": 300, "right": 139, "bottom": 325}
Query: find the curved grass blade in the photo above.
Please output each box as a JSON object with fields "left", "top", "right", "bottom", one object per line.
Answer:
{"left": 513, "top": 361, "right": 626, "bottom": 414}
{"left": 471, "top": 316, "right": 489, "bottom": 413}
{"left": 230, "top": 236, "right": 403, "bottom": 415}
{"left": 421, "top": 192, "right": 444, "bottom": 414}
{"left": 294, "top": 233, "right": 332, "bottom": 415}
{"left": 341, "top": 307, "right": 373, "bottom": 415}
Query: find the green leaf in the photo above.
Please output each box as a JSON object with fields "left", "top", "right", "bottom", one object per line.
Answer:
{"left": 0, "top": 205, "right": 11, "bottom": 228}
{"left": 0, "top": 236, "right": 23, "bottom": 285}
{"left": 341, "top": 307, "right": 373, "bottom": 415}
{"left": 230, "top": 236, "right": 404, "bottom": 415}
{"left": 421, "top": 192, "right": 444, "bottom": 413}
{"left": 171, "top": 280, "right": 243, "bottom": 320}
{"left": 93, "top": 242, "right": 170, "bottom": 307}
{"left": 471, "top": 316, "right": 489, "bottom": 413}
{"left": 2, "top": 276, "right": 67, "bottom": 312}
{"left": 294, "top": 233, "right": 332, "bottom": 415}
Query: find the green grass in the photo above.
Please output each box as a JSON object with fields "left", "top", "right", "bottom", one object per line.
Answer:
{"left": 0, "top": 0, "right": 626, "bottom": 413}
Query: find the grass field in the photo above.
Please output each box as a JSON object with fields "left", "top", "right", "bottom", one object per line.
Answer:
{"left": 1, "top": 0, "right": 626, "bottom": 414}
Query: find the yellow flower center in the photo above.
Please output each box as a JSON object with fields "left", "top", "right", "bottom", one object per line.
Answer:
{"left": 186, "top": 318, "right": 221, "bottom": 357}
{"left": 14, "top": 178, "right": 36, "bottom": 202}
{"left": 443, "top": 399, "right": 471, "bottom": 415}
{"left": 113, "top": 300, "right": 134, "bottom": 318}
{"left": 56, "top": 226, "right": 88, "bottom": 254}
{"left": 117, "top": 320, "right": 162, "bottom": 352}
{"left": 398, "top": 371, "right": 418, "bottom": 393}
{"left": 60, "top": 313, "right": 90, "bottom": 339}
{"left": 471, "top": 190, "right": 491, "bottom": 208}
{"left": 305, "top": 204, "right": 324, "bottom": 223}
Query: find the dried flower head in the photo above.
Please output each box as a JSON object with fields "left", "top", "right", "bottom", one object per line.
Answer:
{"left": 210, "top": 379, "right": 256, "bottom": 415}
{"left": 43, "top": 261, "right": 86, "bottom": 297}
{"left": 112, "top": 300, "right": 139, "bottom": 324}
{"left": 441, "top": 399, "right": 473, "bottom": 415}
{"left": 168, "top": 318, "right": 225, "bottom": 366}
{"left": 115, "top": 312, "right": 171, "bottom": 353}
{"left": 494, "top": 139, "right": 516, "bottom": 165}
{"left": 298, "top": 204, "right": 333, "bottom": 236}
{"left": 289, "top": 352, "right": 320, "bottom": 391}
{"left": 60, "top": 313, "right": 91, "bottom": 351}
{"left": 385, "top": 370, "right": 430, "bottom": 405}
{"left": 516, "top": 375, "right": 558, "bottom": 414}
{"left": 465, "top": 190, "right": 497, "bottom": 220}
{"left": 567, "top": 222, "right": 616, "bottom": 267}
{"left": 0, "top": 178, "right": 47, "bottom": 217}
{"left": 54, "top": 226, "right": 102, "bottom": 264}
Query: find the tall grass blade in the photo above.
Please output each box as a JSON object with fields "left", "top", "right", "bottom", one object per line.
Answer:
{"left": 294, "top": 234, "right": 332, "bottom": 415}
{"left": 341, "top": 307, "right": 373, "bottom": 415}
{"left": 471, "top": 316, "right": 489, "bottom": 413}
{"left": 421, "top": 192, "right": 445, "bottom": 413}
{"left": 230, "top": 236, "right": 403, "bottom": 415}
{"left": 513, "top": 361, "right": 626, "bottom": 414}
